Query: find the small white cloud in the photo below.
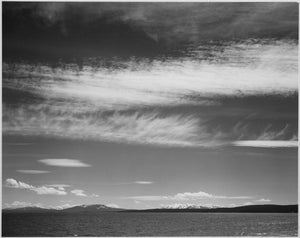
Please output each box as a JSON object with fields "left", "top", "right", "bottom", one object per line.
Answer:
{"left": 256, "top": 198, "right": 271, "bottom": 203}
{"left": 134, "top": 181, "right": 154, "bottom": 185}
{"left": 33, "top": 186, "right": 67, "bottom": 195}
{"left": 16, "top": 170, "right": 50, "bottom": 174}
{"left": 232, "top": 140, "right": 298, "bottom": 148}
{"left": 5, "top": 178, "right": 34, "bottom": 189}
{"left": 71, "top": 189, "right": 87, "bottom": 197}
{"left": 5, "top": 178, "right": 67, "bottom": 196}
{"left": 39, "top": 159, "right": 91, "bottom": 167}
{"left": 243, "top": 202, "right": 253, "bottom": 206}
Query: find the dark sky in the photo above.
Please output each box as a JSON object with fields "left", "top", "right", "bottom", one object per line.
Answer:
{"left": 3, "top": 2, "right": 298, "bottom": 60}
{"left": 2, "top": 2, "right": 298, "bottom": 209}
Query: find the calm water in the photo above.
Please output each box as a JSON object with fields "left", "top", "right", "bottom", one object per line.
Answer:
{"left": 2, "top": 212, "right": 298, "bottom": 237}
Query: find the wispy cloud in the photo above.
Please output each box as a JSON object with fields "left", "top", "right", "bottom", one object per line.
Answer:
{"left": 71, "top": 189, "right": 87, "bottom": 197}
{"left": 4, "top": 107, "right": 214, "bottom": 147}
{"left": 232, "top": 140, "right": 298, "bottom": 148}
{"left": 3, "top": 42, "right": 297, "bottom": 109}
{"left": 16, "top": 170, "right": 50, "bottom": 174}
{"left": 2, "top": 41, "right": 297, "bottom": 148}
{"left": 4, "top": 103, "right": 297, "bottom": 148}
{"left": 126, "top": 191, "right": 252, "bottom": 201}
{"left": 39, "top": 159, "right": 91, "bottom": 167}
{"left": 5, "top": 178, "right": 67, "bottom": 195}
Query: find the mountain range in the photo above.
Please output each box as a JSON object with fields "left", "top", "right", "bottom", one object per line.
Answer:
{"left": 2, "top": 204, "right": 298, "bottom": 213}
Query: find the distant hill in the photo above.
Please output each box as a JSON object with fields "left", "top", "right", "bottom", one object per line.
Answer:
{"left": 2, "top": 204, "right": 124, "bottom": 214}
{"left": 2, "top": 206, "right": 54, "bottom": 213}
{"left": 134, "top": 204, "right": 298, "bottom": 213}
{"left": 2, "top": 204, "right": 298, "bottom": 214}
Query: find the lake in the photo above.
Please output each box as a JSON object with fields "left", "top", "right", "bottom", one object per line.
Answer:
{"left": 2, "top": 212, "right": 298, "bottom": 236}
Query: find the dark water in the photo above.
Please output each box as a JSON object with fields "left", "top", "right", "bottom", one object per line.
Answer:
{"left": 2, "top": 212, "right": 298, "bottom": 236}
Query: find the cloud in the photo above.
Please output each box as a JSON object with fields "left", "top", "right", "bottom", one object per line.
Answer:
{"left": 3, "top": 201, "right": 76, "bottom": 210}
{"left": 3, "top": 42, "right": 297, "bottom": 109}
{"left": 49, "top": 203, "right": 74, "bottom": 210}
{"left": 256, "top": 198, "right": 271, "bottom": 203}
{"left": 243, "top": 202, "right": 253, "bottom": 206}
{"left": 33, "top": 186, "right": 67, "bottom": 195}
{"left": 106, "top": 203, "right": 119, "bottom": 208}
{"left": 134, "top": 181, "right": 154, "bottom": 185}
{"left": 39, "top": 159, "right": 91, "bottom": 167}
{"left": 71, "top": 189, "right": 87, "bottom": 197}
{"left": 4, "top": 106, "right": 215, "bottom": 147}
{"left": 126, "top": 191, "right": 252, "bottom": 201}
{"left": 232, "top": 140, "right": 298, "bottom": 148}
{"left": 2, "top": 40, "right": 297, "bottom": 148}
{"left": 257, "top": 124, "right": 292, "bottom": 140}
{"left": 4, "top": 101, "right": 297, "bottom": 148}
{"left": 47, "top": 184, "right": 71, "bottom": 191}
{"left": 4, "top": 201, "right": 44, "bottom": 209}
{"left": 5, "top": 178, "right": 67, "bottom": 195}
{"left": 16, "top": 170, "right": 50, "bottom": 174}
{"left": 7, "top": 3, "right": 298, "bottom": 44}
{"left": 5, "top": 178, "right": 33, "bottom": 189}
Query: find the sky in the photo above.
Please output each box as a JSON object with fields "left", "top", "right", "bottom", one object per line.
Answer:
{"left": 2, "top": 2, "right": 298, "bottom": 210}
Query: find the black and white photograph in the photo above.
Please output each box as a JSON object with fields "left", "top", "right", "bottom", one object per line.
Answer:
{"left": 1, "top": 1, "right": 298, "bottom": 237}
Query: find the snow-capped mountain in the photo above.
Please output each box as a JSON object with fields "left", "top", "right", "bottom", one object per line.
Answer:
{"left": 62, "top": 204, "right": 124, "bottom": 212}
{"left": 161, "top": 204, "right": 221, "bottom": 209}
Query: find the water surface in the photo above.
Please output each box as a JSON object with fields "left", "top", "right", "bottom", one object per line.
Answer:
{"left": 2, "top": 212, "right": 298, "bottom": 236}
